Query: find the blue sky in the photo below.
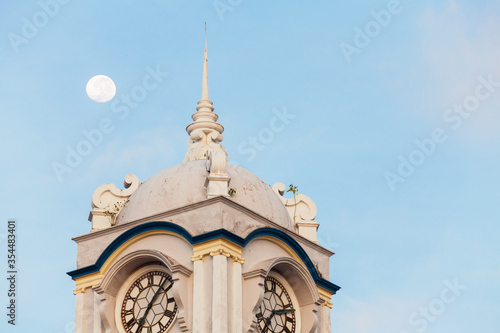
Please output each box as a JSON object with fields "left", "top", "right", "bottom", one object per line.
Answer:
{"left": 1, "top": 0, "right": 499, "bottom": 332}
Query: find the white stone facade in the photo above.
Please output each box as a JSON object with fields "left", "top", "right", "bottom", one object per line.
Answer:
{"left": 69, "top": 36, "right": 340, "bottom": 333}
{"left": 70, "top": 165, "right": 340, "bottom": 332}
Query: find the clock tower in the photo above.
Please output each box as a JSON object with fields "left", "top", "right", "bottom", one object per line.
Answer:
{"left": 68, "top": 35, "right": 340, "bottom": 333}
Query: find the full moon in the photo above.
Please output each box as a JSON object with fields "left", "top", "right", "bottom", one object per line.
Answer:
{"left": 86, "top": 75, "right": 116, "bottom": 103}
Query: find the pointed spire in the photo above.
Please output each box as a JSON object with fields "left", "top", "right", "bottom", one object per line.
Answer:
{"left": 184, "top": 23, "right": 227, "bottom": 162}
{"left": 201, "top": 22, "right": 209, "bottom": 101}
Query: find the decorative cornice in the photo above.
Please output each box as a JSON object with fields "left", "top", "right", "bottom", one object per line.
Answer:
{"left": 317, "top": 285, "right": 334, "bottom": 308}
{"left": 244, "top": 228, "right": 340, "bottom": 293}
{"left": 171, "top": 264, "right": 193, "bottom": 278}
{"left": 68, "top": 221, "right": 340, "bottom": 294}
{"left": 242, "top": 269, "right": 268, "bottom": 280}
{"left": 190, "top": 254, "right": 204, "bottom": 262}
{"left": 73, "top": 271, "right": 103, "bottom": 291}
{"left": 191, "top": 237, "right": 245, "bottom": 263}
{"left": 73, "top": 246, "right": 191, "bottom": 295}
{"left": 73, "top": 287, "right": 87, "bottom": 295}
{"left": 75, "top": 196, "right": 334, "bottom": 257}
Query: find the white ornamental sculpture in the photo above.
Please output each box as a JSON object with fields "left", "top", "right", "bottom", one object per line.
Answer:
{"left": 272, "top": 182, "right": 320, "bottom": 243}
{"left": 184, "top": 28, "right": 227, "bottom": 162}
{"left": 89, "top": 174, "right": 141, "bottom": 231}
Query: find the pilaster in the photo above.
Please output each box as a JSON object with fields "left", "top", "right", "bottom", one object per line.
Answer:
{"left": 231, "top": 259, "right": 243, "bottom": 333}
{"left": 212, "top": 253, "right": 229, "bottom": 332}
{"left": 191, "top": 238, "right": 245, "bottom": 333}
{"left": 192, "top": 259, "right": 205, "bottom": 333}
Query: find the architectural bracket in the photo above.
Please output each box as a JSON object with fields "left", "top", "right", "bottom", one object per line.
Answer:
{"left": 88, "top": 174, "right": 141, "bottom": 231}
{"left": 206, "top": 150, "right": 231, "bottom": 198}
{"left": 171, "top": 263, "right": 193, "bottom": 332}
{"left": 272, "top": 182, "right": 320, "bottom": 242}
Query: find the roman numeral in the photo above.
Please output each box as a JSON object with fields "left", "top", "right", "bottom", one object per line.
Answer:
{"left": 167, "top": 297, "right": 175, "bottom": 303}
{"left": 284, "top": 326, "right": 292, "bottom": 333}
{"left": 286, "top": 315, "right": 294, "bottom": 323}
{"left": 165, "top": 309, "right": 174, "bottom": 317}
{"left": 123, "top": 308, "right": 134, "bottom": 316}
{"left": 158, "top": 276, "right": 166, "bottom": 286}
{"left": 148, "top": 275, "right": 154, "bottom": 286}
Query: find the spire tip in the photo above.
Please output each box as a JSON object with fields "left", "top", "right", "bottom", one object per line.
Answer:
{"left": 201, "top": 22, "right": 209, "bottom": 101}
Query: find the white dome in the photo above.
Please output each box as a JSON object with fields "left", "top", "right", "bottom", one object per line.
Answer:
{"left": 116, "top": 160, "right": 294, "bottom": 230}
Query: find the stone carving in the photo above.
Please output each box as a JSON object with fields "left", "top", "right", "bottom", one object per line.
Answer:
{"left": 185, "top": 126, "right": 227, "bottom": 162}
{"left": 184, "top": 35, "right": 228, "bottom": 162}
{"left": 89, "top": 174, "right": 141, "bottom": 231}
{"left": 272, "top": 182, "right": 320, "bottom": 242}
{"left": 206, "top": 150, "right": 231, "bottom": 198}
{"left": 242, "top": 268, "right": 267, "bottom": 333}
{"left": 171, "top": 264, "right": 193, "bottom": 332}
{"left": 93, "top": 286, "right": 115, "bottom": 333}
{"left": 206, "top": 149, "right": 227, "bottom": 174}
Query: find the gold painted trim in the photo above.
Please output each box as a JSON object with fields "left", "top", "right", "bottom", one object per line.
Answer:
{"left": 74, "top": 272, "right": 103, "bottom": 290}
{"left": 73, "top": 230, "right": 190, "bottom": 289}
{"left": 249, "top": 235, "right": 306, "bottom": 268}
{"left": 73, "top": 287, "right": 87, "bottom": 295}
{"left": 317, "top": 285, "right": 334, "bottom": 308}
{"left": 191, "top": 237, "right": 245, "bottom": 263}
{"left": 249, "top": 236, "right": 336, "bottom": 306}
{"left": 190, "top": 254, "right": 205, "bottom": 262}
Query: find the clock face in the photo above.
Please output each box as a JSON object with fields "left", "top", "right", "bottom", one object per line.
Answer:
{"left": 121, "top": 270, "right": 177, "bottom": 333}
{"left": 256, "top": 276, "right": 296, "bottom": 333}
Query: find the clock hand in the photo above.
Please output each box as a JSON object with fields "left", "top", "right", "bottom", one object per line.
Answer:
{"left": 265, "top": 307, "right": 295, "bottom": 325}
{"left": 148, "top": 278, "right": 169, "bottom": 310}
{"left": 273, "top": 308, "right": 296, "bottom": 315}
{"left": 135, "top": 317, "right": 146, "bottom": 333}
{"left": 136, "top": 278, "right": 169, "bottom": 332}
{"left": 266, "top": 311, "right": 276, "bottom": 325}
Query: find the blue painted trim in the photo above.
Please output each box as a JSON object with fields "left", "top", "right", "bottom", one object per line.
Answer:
{"left": 67, "top": 221, "right": 340, "bottom": 293}
{"left": 67, "top": 221, "right": 193, "bottom": 279}
{"left": 244, "top": 228, "right": 341, "bottom": 293}
{"left": 192, "top": 228, "right": 245, "bottom": 246}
